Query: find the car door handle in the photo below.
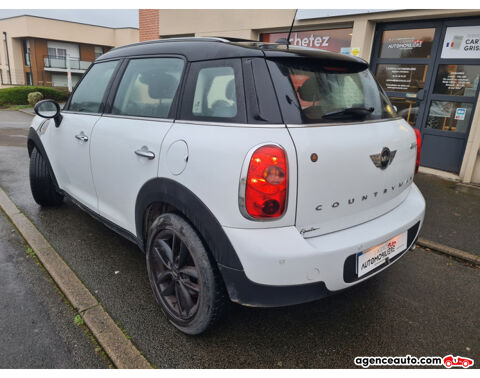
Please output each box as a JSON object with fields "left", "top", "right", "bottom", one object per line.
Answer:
{"left": 134, "top": 146, "right": 155, "bottom": 160}
{"left": 75, "top": 133, "right": 88, "bottom": 142}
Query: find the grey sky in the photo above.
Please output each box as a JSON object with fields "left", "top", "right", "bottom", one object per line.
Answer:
{"left": 0, "top": 9, "right": 393, "bottom": 29}
{"left": 0, "top": 9, "right": 139, "bottom": 28}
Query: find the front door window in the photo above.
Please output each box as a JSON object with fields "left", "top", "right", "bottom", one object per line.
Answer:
{"left": 426, "top": 101, "right": 473, "bottom": 133}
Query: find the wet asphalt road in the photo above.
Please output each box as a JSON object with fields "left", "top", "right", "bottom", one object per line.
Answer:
{"left": 0, "top": 110, "right": 479, "bottom": 368}
{"left": 414, "top": 173, "right": 480, "bottom": 256}
{"left": 0, "top": 207, "right": 108, "bottom": 368}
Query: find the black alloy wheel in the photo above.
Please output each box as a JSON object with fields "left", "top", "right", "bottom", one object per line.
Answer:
{"left": 149, "top": 229, "right": 200, "bottom": 321}
{"left": 146, "top": 213, "right": 227, "bottom": 335}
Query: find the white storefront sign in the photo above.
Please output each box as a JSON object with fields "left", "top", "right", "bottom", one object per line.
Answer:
{"left": 441, "top": 26, "right": 480, "bottom": 59}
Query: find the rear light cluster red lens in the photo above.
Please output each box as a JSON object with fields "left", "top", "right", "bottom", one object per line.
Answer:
{"left": 414, "top": 128, "right": 422, "bottom": 174}
{"left": 244, "top": 145, "right": 288, "bottom": 219}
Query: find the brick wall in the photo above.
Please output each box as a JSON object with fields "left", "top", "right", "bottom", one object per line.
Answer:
{"left": 139, "top": 9, "right": 159, "bottom": 42}
{"left": 31, "top": 38, "right": 48, "bottom": 86}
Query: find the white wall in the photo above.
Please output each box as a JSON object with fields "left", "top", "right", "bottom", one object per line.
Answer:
{"left": 46, "top": 41, "right": 80, "bottom": 59}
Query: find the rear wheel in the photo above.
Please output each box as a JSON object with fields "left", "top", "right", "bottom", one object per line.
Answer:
{"left": 146, "top": 213, "right": 227, "bottom": 335}
{"left": 29, "top": 148, "right": 63, "bottom": 206}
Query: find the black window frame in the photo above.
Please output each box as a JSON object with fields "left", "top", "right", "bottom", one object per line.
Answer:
{"left": 179, "top": 58, "right": 247, "bottom": 124}
{"left": 242, "top": 57, "right": 283, "bottom": 124}
{"left": 64, "top": 58, "right": 122, "bottom": 115}
{"left": 102, "top": 54, "right": 187, "bottom": 120}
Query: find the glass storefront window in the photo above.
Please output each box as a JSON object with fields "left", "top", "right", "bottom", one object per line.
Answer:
{"left": 260, "top": 28, "right": 352, "bottom": 53}
{"left": 441, "top": 26, "right": 480, "bottom": 59}
{"left": 433, "top": 64, "right": 480, "bottom": 97}
{"left": 379, "top": 28, "right": 435, "bottom": 59}
{"left": 390, "top": 97, "right": 420, "bottom": 127}
{"left": 426, "top": 101, "right": 473, "bottom": 132}
{"left": 376, "top": 64, "right": 428, "bottom": 93}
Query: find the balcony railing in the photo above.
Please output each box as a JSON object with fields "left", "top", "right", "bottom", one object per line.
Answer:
{"left": 43, "top": 55, "right": 92, "bottom": 71}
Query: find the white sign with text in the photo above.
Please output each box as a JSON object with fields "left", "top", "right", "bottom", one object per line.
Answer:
{"left": 441, "top": 26, "right": 480, "bottom": 59}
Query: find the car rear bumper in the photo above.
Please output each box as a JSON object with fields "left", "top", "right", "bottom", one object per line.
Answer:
{"left": 220, "top": 184, "right": 425, "bottom": 307}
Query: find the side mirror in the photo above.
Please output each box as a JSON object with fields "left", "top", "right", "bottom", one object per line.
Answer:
{"left": 34, "top": 99, "right": 63, "bottom": 127}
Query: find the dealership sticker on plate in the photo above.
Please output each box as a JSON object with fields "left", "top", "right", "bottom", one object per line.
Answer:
{"left": 356, "top": 232, "right": 408, "bottom": 278}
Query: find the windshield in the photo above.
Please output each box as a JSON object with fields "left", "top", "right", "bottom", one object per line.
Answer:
{"left": 271, "top": 59, "right": 397, "bottom": 124}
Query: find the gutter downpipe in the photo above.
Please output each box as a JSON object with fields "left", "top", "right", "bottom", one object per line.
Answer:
{"left": 3, "top": 32, "right": 12, "bottom": 84}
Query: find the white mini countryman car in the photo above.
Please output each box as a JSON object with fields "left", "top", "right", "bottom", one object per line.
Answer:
{"left": 28, "top": 37, "right": 425, "bottom": 335}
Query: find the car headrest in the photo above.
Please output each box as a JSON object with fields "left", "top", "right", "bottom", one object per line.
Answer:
{"left": 225, "top": 79, "right": 235, "bottom": 101}
{"left": 297, "top": 77, "right": 320, "bottom": 102}
{"left": 140, "top": 72, "right": 178, "bottom": 100}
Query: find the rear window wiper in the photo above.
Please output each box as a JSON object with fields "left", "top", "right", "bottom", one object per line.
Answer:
{"left": 321, "top": 106, "right": 374, "bottom": 120}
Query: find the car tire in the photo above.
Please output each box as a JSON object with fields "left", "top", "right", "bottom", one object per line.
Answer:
{"left": 29, "top": 148, "right": 64, "bottom": 207}
{"left": 146, "top": 213, "right": 227, "bottom": 335}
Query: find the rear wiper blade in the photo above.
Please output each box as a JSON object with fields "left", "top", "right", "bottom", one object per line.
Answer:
{"left": 322, "top": 106, "right": 374, "bottom": 120}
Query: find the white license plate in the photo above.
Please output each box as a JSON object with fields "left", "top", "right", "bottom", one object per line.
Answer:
{"left": 356, "top": 232, "right": 408, "bottom": 278}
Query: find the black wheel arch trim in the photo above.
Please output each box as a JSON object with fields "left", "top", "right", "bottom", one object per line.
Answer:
{"left": 135, "top": 177, "right": 243, "bottom": 270}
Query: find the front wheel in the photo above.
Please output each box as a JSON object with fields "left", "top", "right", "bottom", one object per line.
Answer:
{"left": 146, "top": 213, "right": 227, "bottom": 335}
{"left": 29, "top": 148, "right": 63, "bottom": 206}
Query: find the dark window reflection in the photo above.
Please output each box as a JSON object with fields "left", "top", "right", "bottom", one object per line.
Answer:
{"left": 376, "top": 64, "right": 428, "bottom": 93}
{"left": 426, "top": 101, "right": 472, "bottom": 132}
{"left": 390, "top": 97, "right": 419, "bottom": 126}
{"left": 433, "top": 65, "right": 480, "bottom": 97}
{"left": 379, "top": 28, "right": 435, "bottom": 59}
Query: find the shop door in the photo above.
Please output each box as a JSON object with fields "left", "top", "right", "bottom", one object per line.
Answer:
{"left": 371, "top": 18, "right": 480, "bottom": 173}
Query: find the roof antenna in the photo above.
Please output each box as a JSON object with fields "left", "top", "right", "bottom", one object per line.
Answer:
{"left": 286, "top": 9, "right": 298, "bottom": 46}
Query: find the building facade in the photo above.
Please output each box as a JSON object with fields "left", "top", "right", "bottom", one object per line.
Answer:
{"left": 0, "top": 15, "right": 138, "bottom": 88}
{"left": 139, "top": 9, "right": 480, "bottom": 185}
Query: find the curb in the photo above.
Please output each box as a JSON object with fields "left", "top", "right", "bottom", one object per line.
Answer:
{"left": 17, "top": 108, "right": 35, "bottom": 117}
{"left": 417, "top": 237, "right": 480, "bottom": 266}
{"left": 0, "top": 187, "right": 152, "bottom": 369}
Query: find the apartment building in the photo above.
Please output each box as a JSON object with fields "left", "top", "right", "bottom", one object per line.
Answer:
{"left": 139, "top": 9, "right": 480, "bottom": 184}
{"left": 0, "top": 15, "right": 138, "bottom": 88}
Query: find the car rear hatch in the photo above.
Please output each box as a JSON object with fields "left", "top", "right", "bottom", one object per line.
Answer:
{"left": 288, "top": 119, "right": 417, "bottom": 238}
{"left": 265, "top": 52, "right": 418, "bottom": 238}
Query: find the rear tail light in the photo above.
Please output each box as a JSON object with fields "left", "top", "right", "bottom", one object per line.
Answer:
{"left": 240, "top": 144, "right": 288, "bottom": 220}
{"left": 414, "top": 128, "right": 422, "bottom": 174}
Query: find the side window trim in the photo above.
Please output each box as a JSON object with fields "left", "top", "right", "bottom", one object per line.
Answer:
{"left": 242, "top": 58, "right": 283, "bottom": 124}
{"left": 179, "top": 58, "right": 247, "bottom": 124}
{"left": 102, "top": 58, "right": 130, "bottom": 115}
{"left": 102, "top": 54, "right": 187, "bottom": 119}
{"left": 64, "top": 58, "right": 122, "bottom": 114}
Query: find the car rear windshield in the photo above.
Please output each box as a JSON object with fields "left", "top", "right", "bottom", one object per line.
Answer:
{"left": 270, "top": 59, "right": 397, "bottom": 124}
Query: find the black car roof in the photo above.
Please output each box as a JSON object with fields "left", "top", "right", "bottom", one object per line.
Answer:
{"left": 97, "top": 37, "right": 368, "bottom": 70}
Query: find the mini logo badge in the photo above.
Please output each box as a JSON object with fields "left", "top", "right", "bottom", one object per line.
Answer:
{"left": 370, "top": 147, "right": 397, "bottom": 170}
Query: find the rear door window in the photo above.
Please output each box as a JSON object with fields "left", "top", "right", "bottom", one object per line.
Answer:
{"left": 112, "top": 57, "right": 185, "bottom": 119}
{"left": 180, "top": 59, "right": 246, "bottom": 123}
{"left": 68, "top": 60, "right": 118, "bottom": 113}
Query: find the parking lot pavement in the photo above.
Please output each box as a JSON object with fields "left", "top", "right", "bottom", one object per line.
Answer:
{"left": 0, "top": 110, "right": 479, "bottom": 368}
{"left": 0, "top": 110, "right": 31, "bottom": 148}
{"left": 0, "top": 210, "right": 108, "bottom": 368}
{"left": 415, "top": 173, "right": 480, "bottom": 257}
